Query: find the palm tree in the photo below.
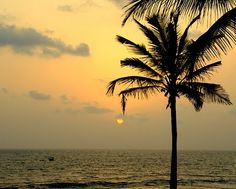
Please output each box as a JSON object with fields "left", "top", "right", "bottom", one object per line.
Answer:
{"left": 106, "top": 10, "right": 235, "bottom": 189}
{"left": 122, "top": 0, "right": 235, "bottom": 25}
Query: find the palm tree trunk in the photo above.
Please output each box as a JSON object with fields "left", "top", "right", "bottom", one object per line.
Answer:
{"left": 170, "top": 95, "right": 177, "bottom": 189}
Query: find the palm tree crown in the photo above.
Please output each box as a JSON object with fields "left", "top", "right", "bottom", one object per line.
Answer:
{"left": 107, "top": 11, "right": 233, "bottom": 113}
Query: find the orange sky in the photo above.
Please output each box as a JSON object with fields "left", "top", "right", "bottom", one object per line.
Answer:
{"left": 0, "top": 0, "right": 235, "bottom": 150}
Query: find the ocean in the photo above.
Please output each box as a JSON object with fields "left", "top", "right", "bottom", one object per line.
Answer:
{"left": 0, "top": 150, "right": 235, "bottom": 189}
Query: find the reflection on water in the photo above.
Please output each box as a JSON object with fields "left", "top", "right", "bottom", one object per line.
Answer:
{"left": 0, "top": 150, "right": 235, "bottom": 188}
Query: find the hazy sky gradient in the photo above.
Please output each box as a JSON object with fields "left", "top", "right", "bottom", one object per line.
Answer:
{"left": 0, "top": 0, "right": 235, "bottom": 150}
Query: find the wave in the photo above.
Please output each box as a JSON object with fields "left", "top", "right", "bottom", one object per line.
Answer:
{"left": 40, "top": 180, "right": 169, "bottom": 188}
{"left": 42, "top": 181, "right": 132, "bottom": 188}
{"left": 0, "top": 179, "right": 169, "bottom": 189}
{"left": 1, "top": 178, "right": 235, "bottom": 189}
{"left": 42, "top": 179, "right": 236, "bottom": 188}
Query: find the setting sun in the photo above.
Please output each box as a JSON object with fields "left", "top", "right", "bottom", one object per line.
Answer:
{"left": 116, "top": 118, "right": 124, "bottom": 125}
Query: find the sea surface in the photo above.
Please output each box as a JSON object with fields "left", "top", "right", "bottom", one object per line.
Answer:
{"left": 0, "top": 150, "right": 235, "bottom": 189}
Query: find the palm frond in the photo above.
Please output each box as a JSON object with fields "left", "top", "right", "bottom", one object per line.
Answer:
{"left": 121, "top": 58, "right": 163, "bottom": 78}
{"left": 122, "top": 0, "right": 171, "bottom": 26}
{"left": 119, "top": 85, "right": 161, "bottom": 99}
{"left": 180, "top": 0, "right": 236, "bottom": 18}
{"left": 122, "top": 0, "right": 235, "bottom": 25}
{"left": 117, "top": 35, "right": 165, "bottom": 71}
{"left": 204, "top": 7, "right": 236, "bottom": 51}
{"left": 186, "top": 7, "right": 236, "bottom": 71}
{"left": 178, "top": 14, "right": 201, "bottom": 54}
{"left": 106, "top": 76, "right": 163, "bottom": 96}
{"left": 134, "top": 18, "right": 166, "bottom": 58}
{"left": 119, "top": 85, "right": 162, "bottom": 114}
{"left": 187, "top": 61, "right": 221, "bottom": 80}
{"left": 116, "top": 35, "right": 157, "bottom": 58}
{"left": 178, "top": 84, "right": 204, "bottom": 111}
{"left": 147, "top": 15, "right": 169, "bottom": 50}
{"left": 184, "top": 82, "right": 232, "bottom": 105}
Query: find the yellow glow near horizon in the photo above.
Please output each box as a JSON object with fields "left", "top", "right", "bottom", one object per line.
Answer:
{"left": 116, "top": 118, "right": 124, "bottom": 125}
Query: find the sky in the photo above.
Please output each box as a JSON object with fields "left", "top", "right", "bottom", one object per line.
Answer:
{"left": 0, "top": 0, "right": 235, "bottom": 150}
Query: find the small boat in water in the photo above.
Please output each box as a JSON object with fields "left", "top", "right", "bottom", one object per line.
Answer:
{"left": 48, "top": 156, "right": 55, "bottom": 161}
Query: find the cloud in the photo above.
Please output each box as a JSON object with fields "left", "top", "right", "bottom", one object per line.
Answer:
{"left": 57, "top": 105, "right": 113, "bottom": 115}
{"left": 29, "top": 90, "right": 51, "bottom": 101}
{"left": 60, "top": 95, "right": 73, "bottom": 104}
{"left": 97, "top": 79, "right": 106, "bottom": 84}
{"left": 58, "top": 5, "right": 75, "bottom": 12}
{"left": 0, "top": 24, "right": 90, "bottom": 57}
{"left": 229, "top": 109, "right": 236, "bottom": 116}
{"left": 1, "top": 88, "right": 8, "bottom": 94}
{"left": 44, "top": 29, "right": 54, "bottom": 35}
{"left": 65, "top": 108, "right": 81, "bottom": 114}
{"left": 109, "top": 0, "right": 127, "bottom": 8}
{"left": 58, "top": 1, "right": 102, "bottom": 12}
{"left": 116, "top": 113, "right": 149, "bottom": 125}
{"left": 0, "top": 13, "right": 15, "bottom": 22}
{"left": 82, "top": 105, "right": 113, "bottom": 114}
{"left": 79, "top": 0, "right": 101, "bottom": 8}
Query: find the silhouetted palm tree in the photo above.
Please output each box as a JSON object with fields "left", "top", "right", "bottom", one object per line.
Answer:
{"left": 106, "top": 10, "right": 235, "bottom": 189}
{"left": 122, "top": 0, "right": 235, "bottom": 25}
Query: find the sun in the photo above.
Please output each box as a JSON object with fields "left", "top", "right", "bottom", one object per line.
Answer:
{"left": 116, "top": 118, "right": 124, "bottom": 125}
